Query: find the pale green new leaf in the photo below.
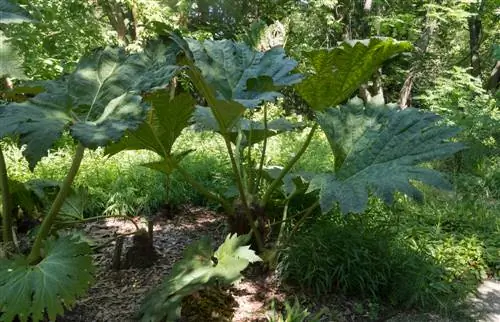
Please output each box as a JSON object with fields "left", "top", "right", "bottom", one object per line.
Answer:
{"left": 0, "top": 0, "right": 34, "bottom": 24}
{"left": 137, "top": 234, "right": 261, "bottom": 322}
{"left": 184, "top": 38, "right": 302, "bottom": 108}
{"left": 0, "top": 236, "right": 94, "bottom": 322}
{"left": 308, "top": 103, "right": 465, "bottom": 214}
{"left": 297, "top": 38, "right": 412, "bottom": 111}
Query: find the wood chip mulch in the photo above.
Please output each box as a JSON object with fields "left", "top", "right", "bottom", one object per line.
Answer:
{"left": 57, "top": 205, "right": 284, "bottom": 322}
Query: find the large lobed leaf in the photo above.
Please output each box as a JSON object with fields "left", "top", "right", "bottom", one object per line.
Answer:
{"left": 308, "top": 101, "right": 465, "bottom": 214}
{"left": 0, "top": 0, "right": 34, "bottom": 24}
{"left": 0, "top": 236, "right": 94, "bottom": 322}
{"left": 296, "top": 38, "right": 412, "bottom": 111}
{"left": 0, "top": 39, "right": 179, "bottom": 170}
{"left": 105, "top": 92, "right": 196, "bottom": 173}
{"left": 184, "top": 38, "right": 302, "bottom": 108}
{"left": 137, "top": 234, "right": 261, "bottom": 322}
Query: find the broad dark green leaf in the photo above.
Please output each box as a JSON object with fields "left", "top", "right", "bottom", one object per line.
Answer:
{"left": 184, "top": 38, "right": 302, "bottom": 108}
{"left": 0, "top": 39, "right": 180, "bottom": 169}
{"left": 70, "top": 93, "right": 146, "bottom": 149}
{"left": 0, "top": 100, "right": 71, "bottom": 170}
{"left": 0, "top": 236, "right": 94, "bottom": 322}
{"left": 297, "top": 38, "right": 412, "bottom": 111}
{"left": 308, "top": 102, "right": 465, "bottom": 214}
{"left": 0, "top": 0, "right": 34, "bottom": 24}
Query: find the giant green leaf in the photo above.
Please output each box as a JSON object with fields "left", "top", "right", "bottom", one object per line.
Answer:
{"left": 308, "top": 102, "right": 465, "bottom": 214}
{"left": 0, "top": 235, "right": 94, "bottom": 322}
{"left": 0, "top": 0, "right": 34, "bottom": 24}
{"left": 0, "top": 100, "right": 72, "bottom": 170}
{"left": 137, "top": 234, "right": 261, "bottom": 322}
{"left": 131, "top": 37, "right": 180, "bottom": 92}
{"left": 70, "top": 93, "right": 146, "bottom": 148}
{"left": 174, "top": 35, "right": 302, "bottom": 108}
{"left": 296, "top": 38, "right": 412, "bottom": 111}
{"left": 0, "top": 39, "right": 179, "bottom": 169}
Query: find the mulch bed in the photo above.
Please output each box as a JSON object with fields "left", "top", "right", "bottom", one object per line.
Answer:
{"left": 57, "top": 205, "right": 283, "bottom": 322}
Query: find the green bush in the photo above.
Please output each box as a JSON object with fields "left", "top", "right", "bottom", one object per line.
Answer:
{"left": 278, "top": 212, "right": 475, "bottom": 310}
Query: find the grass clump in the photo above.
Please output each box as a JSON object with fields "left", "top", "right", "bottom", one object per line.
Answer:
{"left": 277, "top": 213, "right": 470, "bottom": 311}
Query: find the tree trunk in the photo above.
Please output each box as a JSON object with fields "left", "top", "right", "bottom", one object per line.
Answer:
{"left": 399, "top": 69, "right": 415, "bottom": 108}
{"left": 488, "top": 61, "right": 500, "bottom": 94}
{"left": 398, "top": 13, "right": 434, "bottom": 109}
{"left": 468, "top": 16, "right": 482, "bottom": 77}
{"left": 99, "top": 0, "right": 137, "bottom": 44}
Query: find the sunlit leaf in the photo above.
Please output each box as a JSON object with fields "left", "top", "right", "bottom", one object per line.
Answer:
{"left": 297, "top": 38, "right": 412, "bottom": 111}
{"left": 0, "top": 0, "right": 34, "bottom": 24}
{"left": 138, "top": 234, "right": 260, "bottom": 322}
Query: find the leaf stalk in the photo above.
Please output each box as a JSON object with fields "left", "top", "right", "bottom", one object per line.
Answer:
{"left": 27, "top": 144, "right": 85, "bottom": 264}
{"left": 261, "top": 123, "right": 318, "bottom": 207}
{"left": 0, "top": 145, "right": 13, "bottom": 244}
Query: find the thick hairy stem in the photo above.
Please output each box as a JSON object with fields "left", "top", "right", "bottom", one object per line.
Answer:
{"left": 261, "top": 123, "right": 318, "bottom": 207}
{"left": 0, "top": 146, "right": 13, "bottom": 243}
{"left": 223, "top": 137, "right": 265, "bottom": 252}
{"left": 27, "top": 144, "right": 85, "bottom": 264}
{"left": 254, "top": 104, "right": 268, "bottom": 194}
{"left": 175, "top": 164, "right": 233, "bottom": 215}
{"left": 186, "top": 66, "right": 264, "bottom": 251}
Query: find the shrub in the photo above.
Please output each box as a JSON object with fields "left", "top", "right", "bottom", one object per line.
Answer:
{"left": 278, "top": 213, "right": 473, "bottom": 310}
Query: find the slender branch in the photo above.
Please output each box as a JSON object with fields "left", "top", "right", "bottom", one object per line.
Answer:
{"left": 27, "top": 144, "right": 85, "bottom": 264}
{"left": 0, "top": 145, "right": 13, "bottom": 243}
{"left": 261, "top": 123, "right": 319, "bottom": 207}
{"left": 287, "top": 200, "right": 320, "bottom": 239}
{"left": 246, "top": 125, "right": 254, "bottom": 194}
{"left": 92, "top": 230, "right": 137, "bottom": 252}
{"left": 276, "top": 198, "right": 290, "bottom": 248}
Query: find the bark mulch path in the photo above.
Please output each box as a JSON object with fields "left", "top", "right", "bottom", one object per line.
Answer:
{"left": 57, "top": 205, "right": 283, "bottom": 322}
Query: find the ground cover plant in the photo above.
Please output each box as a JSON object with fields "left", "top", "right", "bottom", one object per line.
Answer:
{"left": 0, "top": 0, "right": 498, "bottom": 321}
